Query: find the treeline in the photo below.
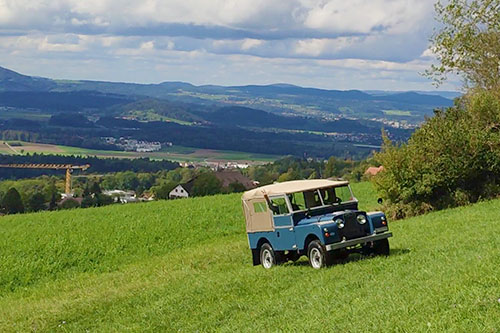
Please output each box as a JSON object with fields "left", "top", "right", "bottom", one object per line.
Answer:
{"left": 0, "top": 176, "right": 65, "bottom": 214}
{"left": 0, "top": 153, "right": 179, "bottom": 179}
{"left": 0, "top": 91, "right": 131, "bottom": 111}
{"left": 244, "top": 156, "right": 374, "bottom": 185}
{"left": 0, "top": 156, "right": 374, "bottom": 215}
{"left": 0, "top": 129, "right": 117, "bottom": 150}
{"left": 0, "top": 167, "right": 246, "bottom": 215}
{"left": 0, "top": 178, "right": 116, "bottom": 214}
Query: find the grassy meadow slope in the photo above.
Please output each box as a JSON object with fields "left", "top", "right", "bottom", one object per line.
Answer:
{"left": 0, "top": 183, "right": 498, "bottom": 332}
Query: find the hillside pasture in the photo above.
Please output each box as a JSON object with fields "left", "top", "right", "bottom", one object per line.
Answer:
{"left": 0, "top": 182, "right": 498, "bottom": 331}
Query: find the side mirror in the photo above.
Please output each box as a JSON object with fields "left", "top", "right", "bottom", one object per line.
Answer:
{"left": 377, "top": 198, "right": 383, "bottom": 205}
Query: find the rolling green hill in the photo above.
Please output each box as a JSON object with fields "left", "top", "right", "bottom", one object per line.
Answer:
{"left": 0, "top": 182, "right": 498, "bottom": 331}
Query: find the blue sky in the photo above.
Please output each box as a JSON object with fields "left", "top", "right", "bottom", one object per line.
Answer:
{"left": 0, "top": 0, "right": 460, "bottom": 91}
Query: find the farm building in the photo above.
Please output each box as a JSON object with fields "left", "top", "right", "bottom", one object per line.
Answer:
{"left": 169, "top": 183, "right": 193, "bottom": 199}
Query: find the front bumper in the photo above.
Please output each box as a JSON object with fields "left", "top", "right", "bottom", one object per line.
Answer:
{"left": 325, "top": 232, "right": 393, "bottom": 251}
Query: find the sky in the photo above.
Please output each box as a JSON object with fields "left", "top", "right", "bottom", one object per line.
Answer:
{"left": 0, "top": 0, "right": 461, "bottom": 91}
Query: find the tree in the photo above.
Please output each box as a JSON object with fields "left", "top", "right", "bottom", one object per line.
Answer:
{"left": 277, "top": 168, "right": 300, "bottom": 182}
{"left": 374, "top": 92, "right": 500, "bottom": 219}
{"left": 2, "top": 188, "right": 24, "bottom": 214}
{"left": 226, "top": 181, "right": 246, "bottom": 193}
{"left": 426, "top": 0, "right": 500, "bottom": 90}
{"left": 191, "top": 173, "right": 222, "bottom": 197}
{"left": 118, "top": 171, "right": 139, "bottom": 190}
{"left": 90, "top": 182, "right": 102, "bottom": 195}
{"left": 152, "top": 181, "right": 177, "bottom": 200}
{"left": 48, "top": 192, "right": 59, "bottom": 211}
{"left": 28, "top": 192, "right": 46, "bottom": 212}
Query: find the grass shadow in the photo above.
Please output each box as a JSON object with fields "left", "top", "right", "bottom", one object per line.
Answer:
{"left": 283, "top": 247, "right": 411, "bottom": 267}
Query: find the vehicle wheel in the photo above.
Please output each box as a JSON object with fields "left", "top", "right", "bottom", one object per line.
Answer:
{"left": 373, "top": 238, "right": 390, "bottom": 256}
{"left": 307, "top": 240, "right": 331, "bottom": 269}
{"left": 260, "top": 243, "right": 277, "bottom": 269}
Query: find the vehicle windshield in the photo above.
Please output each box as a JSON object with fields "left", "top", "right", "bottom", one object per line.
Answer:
{"left": 320, "top": 185, "right": 353, "bottom": 205}
{"left": 287, "top": 185, "right": 355, "bottom": 212}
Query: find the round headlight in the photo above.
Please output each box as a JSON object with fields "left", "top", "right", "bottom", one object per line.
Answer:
{"left": 335, "top": 218, "right": 344, "bottom": 229}
{"left": 357, "top": 214, "right": 367, "bottom": 224}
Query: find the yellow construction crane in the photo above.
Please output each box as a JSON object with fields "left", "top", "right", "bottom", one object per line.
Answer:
{"left": 0, "top": 163, "right": 91, "bottom": 195}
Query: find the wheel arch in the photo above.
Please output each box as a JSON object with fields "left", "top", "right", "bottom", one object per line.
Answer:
{"left": 252, "top": 237, "right": 271, "bottom": 266}
{"left": 304, "top": 233, "right": 320, "bottom": 251}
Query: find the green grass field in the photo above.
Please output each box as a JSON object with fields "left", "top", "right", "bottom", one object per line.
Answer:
{"left": 382, "top": 109, "right": 413, "bottom": 116}
{"left": 0, "top": 182, "right": 498, "bottom": 331}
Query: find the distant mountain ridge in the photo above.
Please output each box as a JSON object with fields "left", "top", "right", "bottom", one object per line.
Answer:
{"left": 0, "top": 65, "right": 454, "bottom": 125}
{"left": 0, "top": 65, "right": 454, "bottom": 105}
{"left": 0, "top": 66, "right": 56, "bottom": 92}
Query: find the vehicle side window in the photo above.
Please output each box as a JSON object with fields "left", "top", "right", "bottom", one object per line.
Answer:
{"left": 304, "top": 190, "right": 323, "bottom": 208}
{"left": 269, "top": 197, "right": 289, "bottom": 215}
{"left": 336, "top": 186, "right": 353, "bottom": 202}
{"left": 288, "top": 192, "right": 306, "bottom": 211}
{"left": 253, "top": 202, "right": 267, "bottom": 213}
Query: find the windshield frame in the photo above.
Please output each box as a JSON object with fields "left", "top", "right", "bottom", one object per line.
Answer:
{"left": 286, "top": 184, "right": 357, "bottom": 213}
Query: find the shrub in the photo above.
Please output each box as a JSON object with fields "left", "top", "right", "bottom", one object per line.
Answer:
{"left": 374, "top": 91, "right": 500, "bottom": 219}
{"left": 60, "top": 198, "right": 81, "bottom": 210}
{"left": 1, "top": 188, "right": 24, "bottom": 214}
{"left": 27, "top": 192, "right": 46, "bottom": 212}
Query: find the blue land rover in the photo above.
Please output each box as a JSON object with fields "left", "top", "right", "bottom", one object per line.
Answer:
{"left": 241, "top": 179, "right": 392, "bottom": 269}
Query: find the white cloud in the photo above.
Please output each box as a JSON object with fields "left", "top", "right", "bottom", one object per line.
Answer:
{"left": 0, "top": 0, "right": 456, "bottom": 91}
{"left": 241, "top": 39, "right": 263, "bottom": 51}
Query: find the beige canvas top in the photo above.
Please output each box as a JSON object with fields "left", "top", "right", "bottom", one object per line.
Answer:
{"left": 242, "top": 179, "right": 349, "bottom": 201}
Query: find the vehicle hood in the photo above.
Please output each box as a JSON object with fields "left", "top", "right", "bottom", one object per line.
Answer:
{"left": 296, "top": 210, "right": 359, "bottom": 226}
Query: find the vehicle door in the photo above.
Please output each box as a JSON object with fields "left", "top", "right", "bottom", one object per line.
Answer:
{"left": 268, "top": 195, "right": 297, "bottom": 251}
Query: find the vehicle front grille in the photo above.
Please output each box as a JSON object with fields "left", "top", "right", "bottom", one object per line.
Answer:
{"left": 338, "top": 212, "right": 367, "bottom": 240}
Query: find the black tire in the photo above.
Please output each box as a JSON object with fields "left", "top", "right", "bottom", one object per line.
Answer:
{"left": 260, "top": 243, "right": 277, "bottom": 269}
{"left": 373, "top": 238, "right": 390, "bottom": 256}
{"left": 307, "top": 240, "right": 332, "bottom": 269}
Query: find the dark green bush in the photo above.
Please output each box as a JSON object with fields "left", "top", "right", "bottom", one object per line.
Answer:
{"left": 1, "top": 188, "right": 24, "bottom": 214}
{"left": 374, "top": 91, "right": 500, "bottom": 219}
